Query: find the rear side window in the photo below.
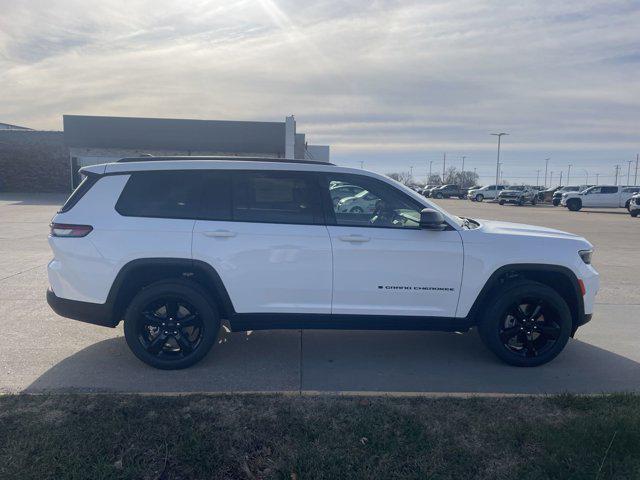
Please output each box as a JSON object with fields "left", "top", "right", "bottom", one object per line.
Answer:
{"left": 116, "top": 171, "right": 206, "bottom": 219}
{"left": 232, "top": 171, "right": 322, "bottom": 225}
{"left": 601, "top": 186, "right": 618, "bottom": 194}
{"left": 59, "top": 174, "right": 99, "bottom": 213}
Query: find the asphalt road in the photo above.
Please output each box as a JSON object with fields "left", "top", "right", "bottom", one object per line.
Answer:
{"left": 1, "top": 193, "right": 638, "bottom": 395}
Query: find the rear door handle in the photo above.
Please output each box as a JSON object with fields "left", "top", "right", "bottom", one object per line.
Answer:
{"left": 203, "top": 230, "right": 236, "bottom": 238}
{"left": 339, "top": 235, "right": 370, "bottom": 243}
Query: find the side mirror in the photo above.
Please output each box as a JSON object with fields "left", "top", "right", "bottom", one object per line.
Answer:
{"left": 419, "top": 208, "right": 447, "bottom": 231}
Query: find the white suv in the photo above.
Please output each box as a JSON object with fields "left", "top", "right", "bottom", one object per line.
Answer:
{"left": 47, "top": 157, "right": 599, "bottom": 369}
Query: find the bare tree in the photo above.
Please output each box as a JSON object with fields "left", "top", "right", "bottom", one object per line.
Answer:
{"left": 427, "top": 174, "right": 442, "bottom": 185}
{"left": 442, "top": 167, "right": 479, "bottom": 188}
{"left": 386, "top": 171, "right": 413, "bottom": 186}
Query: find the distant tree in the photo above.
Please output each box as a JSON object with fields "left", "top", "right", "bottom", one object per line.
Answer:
{"left": 442, "top": 167, "right": 479, "bottom": 188}
{"left": 427, "top": 174, "right": 442, "bottom": 185}
{"left": 386, "top": 171, "right": 413, "bottom": 186}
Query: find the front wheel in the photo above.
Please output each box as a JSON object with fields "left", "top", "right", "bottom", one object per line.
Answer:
{"left": 499, "top": 199, "right": 505, "bottom": 205}
{"left": 124, "top": 279, "right": 220, "bottom": 369}
{"left": 552, "top": 198, "right": 560, "bottom": 206}
{"left": 475, "top": 194, "right": 484, "bottom": 202}
{"left": 478, "top": 280, "right": 572, "bottom": 367}
{"left": 435, "top": 193, "right": 443, "bottom": 199}
{"left": 631, "top": 210, "right": 639, "bottom": 217}
{"left": 350, "top": 206, "right": 364, "bottom": 213}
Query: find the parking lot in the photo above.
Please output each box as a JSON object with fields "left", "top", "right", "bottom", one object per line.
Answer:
{"left": 1, "top": 193, "right": 638, "bottom": 395}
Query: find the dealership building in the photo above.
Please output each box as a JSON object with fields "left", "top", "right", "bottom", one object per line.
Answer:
{"left": 0, "top": 115, "right": 329, "bottom": 191}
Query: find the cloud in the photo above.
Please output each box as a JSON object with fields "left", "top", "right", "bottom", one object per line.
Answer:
{"left": 0, "top": 0, "right": 638, "bottom": 180}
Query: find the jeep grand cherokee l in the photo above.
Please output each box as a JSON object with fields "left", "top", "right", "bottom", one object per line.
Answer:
{"left": 47, "top": 156, "right": 599, "bottom": 369}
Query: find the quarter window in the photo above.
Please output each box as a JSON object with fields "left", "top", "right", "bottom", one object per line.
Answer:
{"left": 115, "top": 171, "right": 205, "bottom": 219}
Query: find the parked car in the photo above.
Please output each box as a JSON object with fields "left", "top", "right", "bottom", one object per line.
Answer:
{"left": 430, "top": 184, "right": 466, "bottom": 199}
{"left": 335, "top": 189, "right": 380, "bottom": 213}
{"left": 467, "top": 184, "right": 505, "bottom": 202}
{"left": 420, "top": 185, "right": 438, "bottom": 197}
{"left": 552, "top": 185, "right": 593, "bottom": 206}
{"left": 561, "top": 185, "right": 640, "bottom": 211}
{"left": 498, "top": 185, "right": 537, "bottom": 205}
{"left": 539, "top": 186, "right": 562, "bottom": 203}
{"left": 47, "top": 156, "right": 598, "bottom": 369}
{"left": 329, "top": 182, "right": 364, "bottom": 207}
{"left": 629, "top": 193, "right": 640, "bottom": 217}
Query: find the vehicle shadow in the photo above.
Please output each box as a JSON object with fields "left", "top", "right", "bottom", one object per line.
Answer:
{"left": 24, "top": 328, "right": 640, "bottom": 395}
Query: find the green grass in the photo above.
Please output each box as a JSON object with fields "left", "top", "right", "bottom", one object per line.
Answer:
{"left": 1, "top": 394, "right": 639, "bottom": 479}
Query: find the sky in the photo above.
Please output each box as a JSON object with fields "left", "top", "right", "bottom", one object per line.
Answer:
{"left": 1, "top": 0, "right": 639, "bottom": 185}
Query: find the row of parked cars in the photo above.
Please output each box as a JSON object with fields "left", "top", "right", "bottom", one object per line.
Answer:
{"left": 418, "top": 182, "right": 640, "bottom": 216}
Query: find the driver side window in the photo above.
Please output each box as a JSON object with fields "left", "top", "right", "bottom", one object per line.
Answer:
{"left": 326, "top": 174, "right": 422, "bottom": 229}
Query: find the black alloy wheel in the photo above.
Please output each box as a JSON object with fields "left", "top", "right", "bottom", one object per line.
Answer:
{"left": 137, "top": 297, "right": 203, "bottom": 359}
{"left": 478, "top": 280, "right": 572, "bottom": 367}
{"left": 124, "top": 279, "right": 220, "bottom": 369}
{"left": 498, "top": 299, "right": 561, "bottom": 359}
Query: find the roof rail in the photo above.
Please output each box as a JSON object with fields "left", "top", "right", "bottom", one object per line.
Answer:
{"left": 116, "top": 155, "right": 334, "bottom": 166}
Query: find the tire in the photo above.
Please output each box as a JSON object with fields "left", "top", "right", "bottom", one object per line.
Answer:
{"left": 531, "top": 197, "right": 537, "bottom": 205}
{"left": 477, "top": 280, "right": 572, "bottom": 367}
{"left": 475, "top": 194, "right": 484, "bottom": 202}
{"left": 499, "top": 199, "right": 505, "bottom": 205}
{"left": 435, "top": 193, "right": 443, "bottom": 199}
{"left": 350, "top": 206, "right": 364, "bottom": 213}
{"left": 518, "top": 198, "right": 525, "bottom": 206}
{"left": 124, "top": 279, "right": 220, "bottom": 370}
{"left": 625, "top": 200, "right": 631, "bottom": 212}
{"left": 552, "top": 198, "right": 560, "bottom": 207}
{"left": 631, "top": 210, "right": 639, "bottom": 217}
{"left": 567, "top": 199, "right": 582, "bottom": 211}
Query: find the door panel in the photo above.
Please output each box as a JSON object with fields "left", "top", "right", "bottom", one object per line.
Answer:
{"left": 328, "top": 226, "right": 463, "bottom": 316}
{"left": 324, "top": 172, "right": 463, "bottom": 317}
{"left": 192, "top": 170, "right": 332, "bottom": 314}
{"left": 193, "top": 221, "right": 332, "bottom": 313}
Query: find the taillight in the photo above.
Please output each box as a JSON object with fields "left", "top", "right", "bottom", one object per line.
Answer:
{"left": 49, "top": 223, "right": 93, "bottom": 238}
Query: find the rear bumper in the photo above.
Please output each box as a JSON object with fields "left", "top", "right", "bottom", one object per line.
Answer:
{"left": 46, "top": 288, "right": 118, "bottom": 328}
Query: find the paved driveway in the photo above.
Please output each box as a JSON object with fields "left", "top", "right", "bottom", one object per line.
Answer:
{"left": 1, "top": 194, "right": 639, "bottom": 394}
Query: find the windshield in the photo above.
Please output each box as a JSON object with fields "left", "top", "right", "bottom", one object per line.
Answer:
{"left": 508, "top": 186, "right": 526, "bottom": 191}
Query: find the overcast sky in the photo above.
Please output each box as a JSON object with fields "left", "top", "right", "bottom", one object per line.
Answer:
{"left": 1, "top": 0, "right": 639, "bottom": 184}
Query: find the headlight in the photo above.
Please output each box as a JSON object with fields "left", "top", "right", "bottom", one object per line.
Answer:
{"left": 579, "top": 249, "right": 593, "bottom": 265}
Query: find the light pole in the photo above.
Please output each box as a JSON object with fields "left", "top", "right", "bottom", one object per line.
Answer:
{"left": 614, "top": 165, "right": 620, "bottom": 185}
{"left": 428, "top": 160, "right": 433, "bottom": 183}
{"left": 491, "top": 133, "right": 508, "bottom": 188}
{"left": 550, "top": 171, "right": 554, "bottom": 185}
{"left": 595, "top": 173, "right": 599, "bottom": 185}
{"left": 627, "top": 160, "right": 632, "bottom": 186}
{"left": 584, "top": 169, "right": 589, "bottom": 184}
{"left": 442, "top": 153, "right": 447, "bottom": 184}
{"left": 567, "top": 164, "right": 572, "bottom": 185}
{"left": 409, "top": 165, "right": 414, "bottom": 180}
{"left": 559, "top": 171, "right": 563, "bottom": 186}
{"left": 359, "top": 161, "right": 364, "bottom": 169}
{"left": 544, "top": 157, "right": 550, "bottom": 187}
{"left": 461, "top": 155, "right": 466, "bottom": 173}
{"left": 635, "top": 154, "right": 639, "bottom": 186}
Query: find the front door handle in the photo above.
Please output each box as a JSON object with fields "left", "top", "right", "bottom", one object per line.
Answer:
{"left": 203, "top": 230, "right": 236, "bottom": 238}
{"left": 339, "top": 235, "right": 370, "bottom": 243}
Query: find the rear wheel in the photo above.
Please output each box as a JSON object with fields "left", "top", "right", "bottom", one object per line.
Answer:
{"left": 475, "top": 194, "right": 484, "bottom": 202}
{"left": 631, "top": 210, "right": 639, "bottom": 217}
{"left": 478, "top": 281, "right": 572, "bottom": 367}
{"left": 435, "top": 192, "right": 443, "bottom": 199}
{"left": 350, "top": 206, "right": 364, "bottom": 213}
{"left": 567, "top": 199, "right": 582, "bottom": 211}
{"left": 124, "top": 279, "right": 220, "bottom": 369}
{"left": 552, "top": 198, "right": 560, "bottom": 206}
{"left": 499, "top": 199, "right": 505, "bottom": 205}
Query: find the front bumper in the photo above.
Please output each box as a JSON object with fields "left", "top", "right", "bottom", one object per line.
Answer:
{"left": 47, "top": 288, "right": 119, "bottom": 328}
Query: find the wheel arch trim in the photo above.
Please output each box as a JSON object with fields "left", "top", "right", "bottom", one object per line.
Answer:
{"left": 466, "top": 263, "right": 585, "bottom": 331}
